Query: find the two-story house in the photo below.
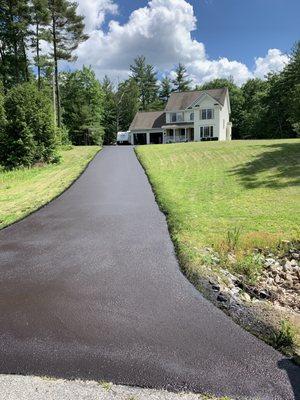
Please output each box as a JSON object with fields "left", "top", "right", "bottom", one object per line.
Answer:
{"left": 128, "top": 88, "right": 232, "bottom": 145}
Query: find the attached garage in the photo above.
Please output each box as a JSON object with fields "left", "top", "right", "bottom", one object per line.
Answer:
{"left": 150, "top": 132, "right": 163, "bottom": 144}
{"left": 133, "top": 133, "right": 147, "bottom": 145}
{"left": 129, "top": 111, "right": 165, "bottom": 145}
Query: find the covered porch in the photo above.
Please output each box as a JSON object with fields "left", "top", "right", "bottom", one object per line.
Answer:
{"left": 162, "top": 125, "right": 194, "bottom": 144}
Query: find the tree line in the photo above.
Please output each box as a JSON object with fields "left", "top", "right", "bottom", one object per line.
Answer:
{"left": 0, "top": 0, "right": 94, "bottom": 169}
{"left": 102, "top": 44, "right": 300, "bottom": 143}
{"left": 199, "top": 43, "right": 300, "bottom": 139}
{"left": 0, "top": 0, "right": 299, "bottom": 169}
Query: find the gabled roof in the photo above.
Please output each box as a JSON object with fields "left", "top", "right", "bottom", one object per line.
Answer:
{"left": 165, "top": 88, "right": 228, "bottom": 111}
{"left": 129, "top": 111, "right": 165, "bottom": 130}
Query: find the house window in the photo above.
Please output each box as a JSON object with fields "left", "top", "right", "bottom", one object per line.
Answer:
{"left": 200, "top": 126, "right": 214, "bottom": 138}
{"left": 201, "top": 109, "right": 214, "bottom": 120}
{"left": 171, "top": 113, "right": 177, "bottom": 122}
{"left": 177, "top": 112, "right": 184, "bottom": 122}
{"left": 190, "top": 112, "right": 194, "bottom": 121}
{"left": 170, "top": 112, "right": 183, "bottom": 122}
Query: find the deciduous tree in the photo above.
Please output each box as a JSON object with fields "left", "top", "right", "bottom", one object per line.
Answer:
{"left": 61, "top": 66, "right": 104, "bottom": 145}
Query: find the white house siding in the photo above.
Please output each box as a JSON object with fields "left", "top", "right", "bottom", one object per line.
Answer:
{"left": 194, "top": 95, "right": 220, "bottom": 141}
{"left": 218, "top": 95, "right": 230, "bottom": 141}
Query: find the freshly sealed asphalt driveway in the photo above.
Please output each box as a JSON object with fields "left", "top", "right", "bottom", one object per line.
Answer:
{"left": 0, "top": 147, "right": 299, "bottom": 400}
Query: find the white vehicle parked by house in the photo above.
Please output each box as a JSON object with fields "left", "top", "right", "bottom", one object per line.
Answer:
{"left": 117, "top": 131, "right": 131, "bottom": 145}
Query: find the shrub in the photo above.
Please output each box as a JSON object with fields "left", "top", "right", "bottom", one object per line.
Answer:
{"left": 0, "top": 82, "right": 56, "bottom": 169}
{"left": 70, "top": 124, "right": 104, "bottom": 146}
{"left": 56, "top": 125, "right": 71, "bottom": 146}
{"left": 271, "top": 320, "right": 296, "bottom": 352}
{"left": 231, "top": 253, "right": 264, "bottom": 284}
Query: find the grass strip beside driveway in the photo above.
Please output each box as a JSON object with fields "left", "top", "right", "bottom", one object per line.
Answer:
{"left": 0, "top": 146, "right": 100, "bottom": 229}
{"left": 136, "top": 139, "right": 300, "bottom": 352}
{"left": 136, "top": 140, "right": 300, "bottom": 255}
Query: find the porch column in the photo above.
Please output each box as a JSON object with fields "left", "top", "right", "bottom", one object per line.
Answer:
{"left": 146, "top": 132, "right": 150, "bottom": 145}
{"left": 173, "top": 128, "right": 175, "bottom": 143}
{"left": 185, "top": 128, "right": 187, "bottom": 142}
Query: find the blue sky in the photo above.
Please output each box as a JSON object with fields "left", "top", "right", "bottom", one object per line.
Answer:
{"left": 75, "top": 0, "right": 300, "bottom": 85}
{"left": 116, "top": 0, "right": 299, "bottom": 69}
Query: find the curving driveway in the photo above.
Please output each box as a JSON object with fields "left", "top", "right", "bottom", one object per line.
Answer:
{"left": 0, "top": 147, "right": 299, "bottom": 399}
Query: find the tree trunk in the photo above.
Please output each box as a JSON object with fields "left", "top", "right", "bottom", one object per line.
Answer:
{"left": 9, "top": 0, "right": 19, "bottom": 83}
{"left": 0, "top": 46, "right": 7, "bottom": 89}
{"left": 52, "top": 12, "right": 61, "bottom": 127}
{"left": 21, "top": 36, "right": 29, "bottom": 81}
{"left": 36, "top": 22, "right": 41, "bottom": 89}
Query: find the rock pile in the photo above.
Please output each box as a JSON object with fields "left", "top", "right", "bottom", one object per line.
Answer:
{"left": 256, "top": 250, "right": 299, "bottom": 311}
{"left": 209, "top": 246, "right": 300, "bottom": 313}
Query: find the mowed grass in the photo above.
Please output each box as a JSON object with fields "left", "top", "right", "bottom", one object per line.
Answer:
{"left": 136, "top": 140, "right": 300, "bottom": 260}
{"left": 0, "top": 146, "right": 100, "bottom": 229}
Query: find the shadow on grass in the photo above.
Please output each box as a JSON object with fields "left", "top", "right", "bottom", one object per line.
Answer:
{"left": 230, "top": 142, "right": 300, "bottom": 189}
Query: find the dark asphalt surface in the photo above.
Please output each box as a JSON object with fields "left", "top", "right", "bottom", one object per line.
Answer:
{"left": 0, "top": 146, "right": 299, "bottom": 400}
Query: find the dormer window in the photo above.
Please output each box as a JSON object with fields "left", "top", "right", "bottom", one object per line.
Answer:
{"left": 177, "top": 112, "right": 183, "bottom": 122}
{"left": 170, "top": 112, "right": 184, "bottom": 122}
{"left": 190, "top": 112, "right": 194, "bottom": 121}
{"left": 201, "top": 108, "right": 214, "bottom": 120}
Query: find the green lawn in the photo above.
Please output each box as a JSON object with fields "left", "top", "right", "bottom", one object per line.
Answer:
{"left": 0, "top": 146, "right": 100, "bottom": 229}
{"left": 136, "top": 139, "right": 300, "bottom": 261}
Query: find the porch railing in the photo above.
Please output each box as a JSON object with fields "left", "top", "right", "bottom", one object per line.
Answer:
{"left": 164, "top": 135, "right": 188, "bottom": 143}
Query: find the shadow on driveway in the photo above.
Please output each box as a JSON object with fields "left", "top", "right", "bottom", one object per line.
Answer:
{"left": 278, "top": 359, "right": 300, "bottom": 400}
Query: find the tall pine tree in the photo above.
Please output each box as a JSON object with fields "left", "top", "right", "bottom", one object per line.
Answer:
{"left": 172, "top": 63, "right": 191, "bottom": 92}
{"left": 102, "top": 76, "right": 117, "bottom": 144}
{"left": 48, "top": 0, "right": 88, "bottom": 127}
{"left": 130, "top": 55, "right": 158, "bottom": 110}
{"left": 117, "top": 79, "right": 140, "bottom": 131}
{"left": 159, "top": 76, "right": 172, "bottom": 103}
{"left": 0, "top": 0, "right": 31, "bottom": 87}
{"left": 30, "top": 0, "right": 51, "bottom": 89}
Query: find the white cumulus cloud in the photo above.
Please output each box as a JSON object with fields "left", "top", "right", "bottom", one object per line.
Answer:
{"left": 77, "top": 0, "right": 118, "bottom": 32}
{"left": 74, "top": 0, "right": 288, "bottom": 86}
{"left": 253, "top": 49, "right": 289, "bottom": 79}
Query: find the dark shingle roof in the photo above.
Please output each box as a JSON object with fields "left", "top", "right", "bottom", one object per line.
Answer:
{"left": 129, "top": 111, "right": 165, "bottom": 130}
{"left": 165, "top": 88, "right": 228, "bottom": 111}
